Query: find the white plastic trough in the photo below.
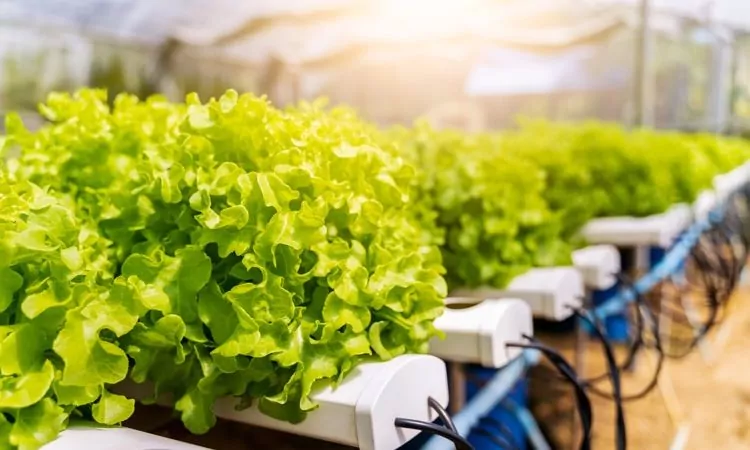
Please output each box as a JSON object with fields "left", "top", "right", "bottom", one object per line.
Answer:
{"left": 572, "top": 245, "right": 621, "bottom": 291}
{"left": 580, "top": 204, "right": 693, "bottom": 248}
{"left": 117, "top": 354, "right": 449, "bottom": 450}
{"left": 42, "top": 426, "right": 207, "bottom": 450}
{"left": 451, "top": 267, "right": 584, "bottom": 321}
{"left": 693, "top": 189, "right": 717, "bottom": 223}
{"left": 714, "top": 162, "right": 750, "bottom": 202}
{"left": 430, "top": 299, "right": 532, "bottom": 368}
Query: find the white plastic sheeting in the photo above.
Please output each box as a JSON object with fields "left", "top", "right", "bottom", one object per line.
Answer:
{"left": 0, "top": 0, "right": 191, "bottom": 44}
{"left": 713, "top": 2, "right": 750, "bottom": 32}
{"left": 172, "top": 0, "right": 365, "bottom": 46}
{"left": 174, "top": 0, "right": 626, "bottom": 66}
{"left": 0, "top": 0, "right": 748, "bottom": 127}
{"left": 587, "top": 0, "right": 709, "bottom": 20}
{"left": 590, "top": 0, "right": 750, "bottom": 32}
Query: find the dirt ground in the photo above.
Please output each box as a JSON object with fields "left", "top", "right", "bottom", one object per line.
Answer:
{"left": 638, "top": 287, "right": 750, "bottom": 450}
{"left": 532, "top": 287, "right": 750, "bottom": 450}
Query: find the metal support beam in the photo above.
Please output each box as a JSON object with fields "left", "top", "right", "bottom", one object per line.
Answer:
{"left": 633, "top": 0, "right": 652, "bottom": 127}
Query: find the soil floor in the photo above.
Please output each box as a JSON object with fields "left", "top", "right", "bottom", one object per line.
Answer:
{"left": 531, "top": 287, "right": 750, "bottom": 450}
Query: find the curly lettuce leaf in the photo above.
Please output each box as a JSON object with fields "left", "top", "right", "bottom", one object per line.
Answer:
{"left": 5, "top": 89, "right": 447, "bottom": 438}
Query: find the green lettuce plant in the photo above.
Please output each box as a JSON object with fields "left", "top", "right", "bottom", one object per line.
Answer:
{"left": 385, "top": 121, "right": 571, "bottom": 290}
{"left": 502, "top": 120, "right": 750, "bottom": 237}
{"left": 385, "top": 119, "right": 750, "bottom": 291}
{"left": 0, "top": 173, "right": 135, "bottom": 449}
{"left": 1, "top": 89, "right": 446, "bottom": 448}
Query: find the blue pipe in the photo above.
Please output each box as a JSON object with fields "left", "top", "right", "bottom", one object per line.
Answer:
{"left": 590, "top": 216, "right": 712, "bottom": 321}
{"left": 502, "top": 398, "right": 551, "bottom": 450}
{"left": 589, "top": 193, "right": 733, "bottom": 321}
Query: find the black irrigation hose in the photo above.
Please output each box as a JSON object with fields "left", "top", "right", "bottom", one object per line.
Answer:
{"left": 579, "top": 274, "right": 665, "bottom": 402}
{"left": 394, "top": 418, "right": 474, "bottom": 450}
{"left": 507, "top": 338, "right": 592, "bottom": 450}
{"left": 665, "top": 251, "right": 718, "bottom": 324}
{"left": 660, "top": 224, "right": 746, "bottom": 359}
{"left": 478, "top": 416, "right": 523, "bottom": 450}
{"left": 408, "top": 194, "right": 750, "bottom": 450}
{"left": 701, "top": 224, "right": 739, "bottom": 296}
{"left": 572, "top": 308, "right": 626, "bottom": 450}
{"left": 429, "top": 397, "right": 458, "bottom": 434}
{"left": 616, "top": 224, "right": 737, "bottom": 362}
{"left": 694, "top": 235, "right": 731, "bottom": 303}
{"left": 721, "top": 222, "right": 748, "bottom": 263}
{"left": 474, "top": 426, "right": 519, "bottom": 450}
{"left": 714, "top": 221, "right": 745, "bottom": 288}
{"left": 633, "top": 196, "right": 750, "bottom": 361}
{"left": 578, "top": 275, "right": 648, "bottom": 379}
{"left": 656, "top": 220, "right": 745, "bottom": 358}
{"left": 659, "top": 294, "right": 721, "bottom": 359}
{"left": 565, "top": 198, "right": 750, "bottom": 444}
{"left": 568, "top": 201, "right": 750, "bottom": 447}
{"left": 394, "top": 397, "right": 473, "bottom": 450}
{"left": 658, "top": 237, "right": 726, "bottom": 358}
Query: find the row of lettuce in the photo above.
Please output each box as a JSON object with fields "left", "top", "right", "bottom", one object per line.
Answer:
{"left": 0, "top": 89, "right": 747, "bottom": 449}
{"left": 387, "top": 120, "right": 750, "bottom": 288}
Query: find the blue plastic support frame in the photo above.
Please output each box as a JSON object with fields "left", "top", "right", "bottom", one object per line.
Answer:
{"left": 422, "top": 351, "right": 541, "bottom": 450}
{"left": 589, "top": 201, "right": 726, "bottom": 322}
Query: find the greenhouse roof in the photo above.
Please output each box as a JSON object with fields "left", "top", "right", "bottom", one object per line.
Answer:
{"left": 0, "top": 0, "right": 190, "bottom": 45}
{"left": 4, "top": 0, "right": 750, "bottom": 60}
{"left": 172, "top": 0, "right": 365, "bottom": 46}
{"left": 173, "top": 0, "right": 627, "bottom": 66}
{"left": 590, "top": 0, "right": 750, "bottom": 31}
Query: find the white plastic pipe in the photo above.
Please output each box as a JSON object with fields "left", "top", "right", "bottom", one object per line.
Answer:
{"left": 42, "top": 426, "right": 207, "bottom": 450}
{"left": 451, "top": 267, "right": 584, "bottom": 321}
